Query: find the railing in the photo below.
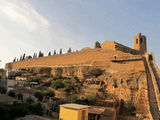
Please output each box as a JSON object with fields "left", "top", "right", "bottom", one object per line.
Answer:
{"left": 110, "top": 55, "right": 142, "bottom": 62}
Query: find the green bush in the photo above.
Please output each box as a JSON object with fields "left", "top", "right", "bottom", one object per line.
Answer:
{"left": 25, "top": 97, "right": 34, "bottom": 104}
{"left": 85, "top": 94, "right": 97, "bottom": 105}
{"left": 34, "top": 92, "right": 44, "bottom": 101}
{"left": 64, "top": 85, "right": 74, "bottom": 93}
{"left": 51, "top": 79, "right": 64, "bottom": 90}
{"left": 124, "top": 101, "right": 134, "bottom": 109}
{"left": 17, "top": 93, "right": 23, "bottom": 100}
{"left": 0, "top": 98, "right": 43, "bottom": 120}
{"left": 52, "top": 99, "right": 67, "bottom": 112}
{"left": 122, "top": 101, "right": 136, "bottom": 116}
{"left": 8, "top": 90, "right": 16, "bottom": 97}
{"left": 0, "top": 86, "right": 7, "bottom": 94}
{"left": 44, "top": 90, "right": 55, "bottom": 97}
{"left": 69, "top": 94, "right": 78, "bottom": 103}
{"left": 30, "top": 77, "right": 42, "bottom": 83}
{"left": 90, "top": 68, "right": 103, "bottom": 77}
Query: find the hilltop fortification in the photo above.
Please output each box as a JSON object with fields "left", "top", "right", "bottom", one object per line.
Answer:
{"left": 5, "top": 33, "right": 160, "bottom": 119}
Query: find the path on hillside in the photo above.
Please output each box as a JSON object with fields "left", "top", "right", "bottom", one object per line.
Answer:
{"left": 144, "top": 58, "right": 159, "bottom": 120}
{"left": 150, "top": 61, "right": 160, "bottom": 92}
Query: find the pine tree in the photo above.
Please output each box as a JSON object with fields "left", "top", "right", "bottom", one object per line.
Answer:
{"left": 28, "top": 56, "right": 32, "bottom": 59}
{"left": 38, "top": 51, "right": 41, "bottom": 57}
{"left": 13, "top": 57, "right": 16, "bottom": 62}
{"left": 22, "top": 53, "right": 25, "bottom": 60}
{"left": 20, "top": 55, "right": 22, "bottom": 61}
{"left": 48, "top": 52, "right": 51, "bottom": 56}
{"left": 38, "top": 51, "right": 44, "bottom": 57}
{"left": 60, "top": 49, "right": 62, "bottom": 54}
{"left": 54, "top": 50, "right": 56, "bottom": 55}
{"left": 68, "top": 48, "right": 72, "bottom": 53}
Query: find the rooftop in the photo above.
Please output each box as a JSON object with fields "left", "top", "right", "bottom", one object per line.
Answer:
{"left": 60, "top": 103, "right": 90, "bottom": 110}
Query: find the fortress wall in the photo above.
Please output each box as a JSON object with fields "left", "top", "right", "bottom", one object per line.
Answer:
{"left": 101, "top": 41, "right": 139, "bottom": 55}
{"left": 101, "top": 41, "right": 116, "bottom": 51}
{"left": 115, "top": 42, "right": 140, "bottom": 54}
{"left": 5, "top": 49, "right": 145, "bottom": 72}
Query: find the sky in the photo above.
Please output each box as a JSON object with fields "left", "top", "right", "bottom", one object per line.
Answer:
{"left": 0, "top": 0, "right": 160, "bottom": 68}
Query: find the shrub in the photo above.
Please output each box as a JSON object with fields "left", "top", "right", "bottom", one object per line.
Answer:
{"left": 34, "top": 92, "right": 44, "bottom": 101}
{"left": 85, "top": 94, "right": 97, "bottom": 105}
{"left": 69, "top": 94, "right": 78, "bottom": 103}
{"left": 17, "top": 93, "right": 23, "bottom": 100}
{"left": 90, "top": 68, "right": 103, "bottom": 77}
{"left": 8, "top": 90, "right": 16, "bottom": 97}
{"left": 25, "top": 97, "right": 34, "bottom": 104}
{"left": 52, "top": 99, "right": 67, "bottom": 112}
{"left": 123, "top": 101, "right": 136, "bottom": 113}
{"left": 29, "top": 102, "right": 43, "bottom": 115}
{"left": 30, "top": 77, "right": 42, "bottom": 83}
{"left": 51, "top": 79, "right": 64, "bottom": 90}
{"left": 0, "top": 86, "right": 7, "bottom": 94}
{"left": 0, "top": 99, "right": 43, "bottom": 120}
{"left": 64, "top": 85, "right": 74, "bottom": 93}
{"left": 44, "top": 90, "right": 55, "bottom": 97}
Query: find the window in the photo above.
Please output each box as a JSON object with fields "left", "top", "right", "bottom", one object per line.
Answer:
{"left": 140, "top": 38, "right": 143, "bottom": 44}
{"left": 81, "top": 110, "right": 86, "bottom": 120}
{"left": 136, "top": 39, "right": 138, "bottom": 44}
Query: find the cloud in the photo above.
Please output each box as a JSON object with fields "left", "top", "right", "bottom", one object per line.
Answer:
{"left": 0, "top": 0, "right": 52, "bottom": 68}
{"left": 0, "top": 0, "right": 50, "bottom": 31}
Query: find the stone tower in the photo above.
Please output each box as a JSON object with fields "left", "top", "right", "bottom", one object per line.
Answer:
{"left": 94, "top": 41, "right": 101, "bottom": 48}
{"left": 134, "top": 32, "right": 147, "bottom": 54}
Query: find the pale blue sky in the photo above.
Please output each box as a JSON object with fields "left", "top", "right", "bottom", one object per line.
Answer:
{"left": 0, "top": 0, "right": 160, "bottom": 67}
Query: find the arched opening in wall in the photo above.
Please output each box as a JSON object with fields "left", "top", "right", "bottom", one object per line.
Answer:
{"left": 140, "top": 38, "right": 143, "bottom": 44}
{"left": 149, "top": 55, "right": 153, "bottom": 61}
{"left": 136, "top": 39, "right": 138, "bottom": 44}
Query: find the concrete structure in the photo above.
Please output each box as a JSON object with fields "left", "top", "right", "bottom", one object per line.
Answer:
{"left": 59, "top": 104, "right": 90, "bottom": 120}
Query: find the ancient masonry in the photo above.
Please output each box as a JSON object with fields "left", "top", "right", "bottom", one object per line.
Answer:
{"left": 5, "top": 33, "right": 160, "bottom": 120}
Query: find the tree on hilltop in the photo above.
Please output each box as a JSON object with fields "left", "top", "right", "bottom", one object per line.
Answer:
{"left": 28, "top": 56, "right": 32, "bottom": 59}
{"left": 13, "top": 57, "right": 16, "bottom": 62}
{"left": 33, "top": 53, "right": 36, "bottom": 58}
{"left": 68, "top": 48, "right": 72, "bottom": 53}
{"left": 48, "top": 52, "right": 51, "bottom": 56}
{"left": 60, "top": 49, "right": 62, "bottom": 54}
{"left": 54, "top": 50, "right": 56, "bottom": 55}
{"left": 22, "top": 53, "right": 26, "bottom": 60}
{"left": 38, "top": 51, "right": 44, "bottom": 57}
{"left": 20, "top": 55, "right": 23, "bottom": 61}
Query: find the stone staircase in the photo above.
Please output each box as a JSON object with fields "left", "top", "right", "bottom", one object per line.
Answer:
{"left": 143, "top": 58, "right": 159, "bottom": 120}
{"left": 150, "top": 61, "right": 160, "bottom": 92}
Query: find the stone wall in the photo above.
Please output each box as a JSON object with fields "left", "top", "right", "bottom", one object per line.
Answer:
{"left": 101, "top": 41, "right": 139, "bottom": 55}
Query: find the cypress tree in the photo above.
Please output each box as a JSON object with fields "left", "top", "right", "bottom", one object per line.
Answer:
{"left": 22, "top": 53, "right": 25, "bottom": 60}
{"left": 48, "top": 52, "right": 51, "bottom": 56}
{"left": 68, "top": 48, "right": 72, "bottom": 53}
{"left": 60, "top": 49, "right": 62, "bottom": 54}
{"left": 54, "top": 50, "right": 56, "bottom": 55}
